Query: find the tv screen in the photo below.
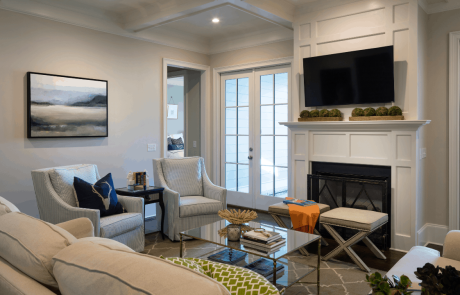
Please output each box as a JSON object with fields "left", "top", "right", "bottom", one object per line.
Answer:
{"left": 303, "top": 46, "right": 394, "bottom": 107}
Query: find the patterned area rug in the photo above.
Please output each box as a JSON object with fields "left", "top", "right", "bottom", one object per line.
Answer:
{"left": 142, "top": 232, "right": 381, "bottom": 295}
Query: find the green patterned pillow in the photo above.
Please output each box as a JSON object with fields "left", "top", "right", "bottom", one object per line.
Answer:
{"left": 192, "top": 259, "right": 280, "bottom": 295}
{"left": 159, "top": 256, "right": 208, "bottom": 276}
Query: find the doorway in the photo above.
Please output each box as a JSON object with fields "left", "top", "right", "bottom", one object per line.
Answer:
{"left": 220, "top": 65, "right": 291, "bottom": 210}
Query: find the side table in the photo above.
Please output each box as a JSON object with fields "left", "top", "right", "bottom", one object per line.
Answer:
{"left": 115, "top": 186, "right": 165, "bottom": 240}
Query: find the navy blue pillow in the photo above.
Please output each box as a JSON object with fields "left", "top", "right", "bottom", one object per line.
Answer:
{"left": 73, "top": 173, "right": 125, "bottom": 217}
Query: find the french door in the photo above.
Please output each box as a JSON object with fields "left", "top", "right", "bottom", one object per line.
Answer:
{"left": 220, "top": 65, "right": 290, "bottom": 210}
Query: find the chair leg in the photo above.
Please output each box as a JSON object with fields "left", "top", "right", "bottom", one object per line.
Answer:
{"left": 270, "top": 213, "right": 289, "bottom": 228}
{"left": 314, "top": 228, "right": 329, "bottom": 246}
{"left": 362, "top": 237, "right": 386, "bottom": 260}
{"left": 321, "top": 224, "right": 372, "bottom": 272}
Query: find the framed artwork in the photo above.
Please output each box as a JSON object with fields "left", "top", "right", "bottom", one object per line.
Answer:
{"left": 167, "top": 104, "right": 178, "bottom": 119}
{"left": 27, "top": 72, "right": 108, "bottom": 138}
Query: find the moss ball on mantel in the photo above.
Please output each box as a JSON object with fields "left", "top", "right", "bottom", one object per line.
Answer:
{"left": 310, "top": 110, "right": 320, "bottom": 117}
{"left": 352, "top": 108, "right": 364, "bottom": 117}
{"left": 329, "top": 109, "right": 341, "bottom": 117}
{"left": 388, "top": 106, "right": 403, "bottom": 116}
{"left": 376, "top": 107, "right": 389, "bottom": 116}
{"left": 363, "top": 107, "right": 376, "bottom": 116}
{"left": 300, "top": 110, "right": 311, "bottom": 118}
{"left": 319, "top": 109, "right": 329, "bottom": 117}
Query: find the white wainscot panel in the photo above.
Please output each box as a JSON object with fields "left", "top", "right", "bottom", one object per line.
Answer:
{"left": 299, "top": 23, "right": 311, "bottom": 40}
{"left": 350, "top": 134, "right": 389, "bottom": 159}
{"left": 394, "top": 29, "right": 409, "bottom": 114}
{"left": 396, "top": 135, "right": 411, "bottom": 161}
{"left": 393, "top": 3, "right": 409, "bottom": 24}
{"left": 317, "top": 8, "right": 385, "bottom": 37}
{"left": 317, "top": 33, "right": 385, "bottom": 56}
{"left": 295, "top": 160, "right": 306, "bottom": 199}
{"left": 294, "top": 134, "right": 306, "bottom": 155}
{"left": 312, "top": 134, "right": 347, "bottom": 157}
{"left": 395, "top": 166, "right": 412, "bottom": 237}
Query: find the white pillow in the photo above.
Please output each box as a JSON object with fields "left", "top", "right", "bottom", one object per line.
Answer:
{"left": 52, "top": 241, "right": 230, "bottom": 295}
{"left": 49, "top": 164, "right": 98, "bottom": 207}
{"left": 169, "top": 133, "right": 183, "bottom": 139}
{"left": 0, "top": 196, "right": 20, "bottom": 216}
{"left": 0, "top": 212, "right": 76, "bottom": 289}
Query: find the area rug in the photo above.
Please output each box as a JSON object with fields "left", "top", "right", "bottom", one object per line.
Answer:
{"left": 143, "top": 232, "right": 381, "bottom": 295}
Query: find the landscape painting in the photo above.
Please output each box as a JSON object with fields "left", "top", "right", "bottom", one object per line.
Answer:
{"left": 27, "top": 72, "right": 108, "bottom": 138}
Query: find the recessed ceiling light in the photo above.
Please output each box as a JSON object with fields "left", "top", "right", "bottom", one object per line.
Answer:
{"left": 212, "top": 18, "right": 220, "bottom": 23}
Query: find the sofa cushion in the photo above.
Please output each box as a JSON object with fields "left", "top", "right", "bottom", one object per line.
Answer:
{"left": 52, "top": 241, "right": 230, "bottom": 295}
{"left": 320, "top": 207, "right": 388, "bottom": 231}
{"left": 0, "top": 257, "right": 56, "bottom": 295}
{"left": 180, "top": 196, "right": 222, "bottom": 218}
{"left": 0, "top": 196, "right": 20, "bottom": 216}
{"left": 49, "top": 164, "right": 98, "bottom": 207}
{"left": 268, "top": 202, "right": 330, "bottom": 215}
{"left": 73, "top": 237, "right": 135, "bottom": 252}
{"left": 162, "top": 158, "right": 203, "bottom": 197}
{"left": 0, "top": 212, "right": 76, "bottom": 289}
{"left": 100, "top": 213, "right": 143, "bottom": 238}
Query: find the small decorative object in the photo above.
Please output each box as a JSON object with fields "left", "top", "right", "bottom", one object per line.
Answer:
{"left": 319, "top": 109, "right": 330, "bottom": 117}
{"left": 167, "top": 96, "right": 178, "bottom": 119}
{"left": 128, "top": 171, "right": 148, "bottom": 191}
{"left": 300, "top": 110, "right": 311, "bottom": 118}
{"left": 389, "top": 106, "right": 403, "bottom": 116}
{"left": 415, "top": 263, "right": 460, "bottom": 295}
{"left": 352, "top": 108, "right": 364, "bottom": 117}
{"left": 329, "top": 109, "right": 341, "bottom": 117}
{"left": 27, "top": 72, "right": 108, "bottom": 138}
{"left": 227, "top": 224, "right": 242, "bottom": 241}
{"left": 310, "top": 110, "right": 320, "bottom": 117}
{"left": 127, "top": 171, "right": 134, "bottom": 190}
{"left": 376, "top": 106, "right": 389, "bottom": 116}
{"left": 218, "top": 224, "right": 253, "bottom": 238}
{"left": 364, "top": 107, "right": 376, "bottom": 116}
{"left": 366, "top": 271, "right": 413, "bottom": 295}
{"left": 218, "top": 209, "right": 257, "bottom": 224}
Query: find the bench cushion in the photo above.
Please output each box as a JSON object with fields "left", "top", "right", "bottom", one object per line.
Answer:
{"left": 268, "top": 202, "right": 330, "bottom": 215}
{"left": 320, "top": 207, "right": 388, "bottom": 231}
{"left": 180, "top": 196, "right": 222, "bottom": 218}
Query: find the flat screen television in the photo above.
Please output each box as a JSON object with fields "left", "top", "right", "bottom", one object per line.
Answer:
{"left": 303, "top": 46, "right": 394, "bottom": 107}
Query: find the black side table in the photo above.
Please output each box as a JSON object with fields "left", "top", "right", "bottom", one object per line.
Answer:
{"left": 115, "top": 186, "right": 165, "bottom": 240}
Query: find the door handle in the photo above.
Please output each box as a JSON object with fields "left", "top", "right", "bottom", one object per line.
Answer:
{"left": 248, "top": 156, "right": 253, "bottom": 160}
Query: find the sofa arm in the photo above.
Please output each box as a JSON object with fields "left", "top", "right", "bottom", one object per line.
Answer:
{"left": 56, "top": 218, "right": 94, "bottom": 239}
{"left": 201, "top": 158, "right": 227, "bottom": 206}
{"left": 118, "top": 195, "right": 144, "bottom": 220}
{"left": 443, "top": 230, "right": 460, "bottom": 261}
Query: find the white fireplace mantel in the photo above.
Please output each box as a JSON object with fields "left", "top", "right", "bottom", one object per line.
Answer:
{"left": 282, "top": 120, "right": 430, "bottom": 252}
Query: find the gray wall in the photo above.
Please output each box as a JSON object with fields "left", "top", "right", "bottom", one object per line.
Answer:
{"left": 0, "top": 9, "right": 208, "bottom": 217}
{"left": 185, "top": 70, "right": 202, "bottom": 157}
{"left": 423, "top": 8, "right": 460, "bottom": 226}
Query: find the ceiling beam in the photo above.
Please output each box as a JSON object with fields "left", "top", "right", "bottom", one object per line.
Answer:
{"left": 123, "top": 0, "right": 293, "bottom": 33}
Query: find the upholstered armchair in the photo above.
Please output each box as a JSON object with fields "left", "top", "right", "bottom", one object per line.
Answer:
{"left": 31, "top": 164, "right": 145, "bottom": 252}
{"left": 153, "top": 157, "right": 226, "bottom": 241}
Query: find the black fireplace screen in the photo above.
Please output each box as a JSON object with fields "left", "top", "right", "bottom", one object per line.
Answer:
{"left": 308, "top": 170, "right": 390, "bottom": 250}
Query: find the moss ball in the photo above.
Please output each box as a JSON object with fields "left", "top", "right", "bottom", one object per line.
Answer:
{"left": 388, "top": 106, "right": 402, "bottom": 116}
{"left": 329, "top": 109, "right": 341, "bottom": 117}
{"left": 319, "top": 109, "right": 329, "bottom": 117}
{"left": 352, "top": 108, "right": 364, "bottom": 117}
{"left": 376, "top": 107, "right": 389, "bottom": 116}
{"left": 300, "top": 110, "right": 311, "bottom": 118}
{"left": 310, "top": 110, "right": 320, "bottom": 117}
{"left": 364, "top": 107, "right": 376, "bottom": 116}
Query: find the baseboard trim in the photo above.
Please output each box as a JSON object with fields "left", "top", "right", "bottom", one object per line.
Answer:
{"left": 417, "top": 223, "right": 448, "bottom": 246}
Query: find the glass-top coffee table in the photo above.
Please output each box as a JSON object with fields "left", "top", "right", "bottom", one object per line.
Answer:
{"left": 179, "top": 220, "right": 321, "bottom": 293}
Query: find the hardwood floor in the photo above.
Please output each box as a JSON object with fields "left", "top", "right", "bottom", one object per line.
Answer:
{"left": 228, "top": 205, "right": 445, "bottom": 272}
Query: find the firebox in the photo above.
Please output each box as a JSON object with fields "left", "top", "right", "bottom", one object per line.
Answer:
{"left": 308, "top": 162, "right": 391, "bottom": 250}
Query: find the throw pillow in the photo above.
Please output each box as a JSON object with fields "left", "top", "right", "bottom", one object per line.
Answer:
{"left": 73, "top": 173, "right": 124, "bottom": 217}
{"left": 167, "top": 137, "right": 173, "bottom": 145}
{"left": 159, "top": 256, "right": 209, "bottom": 277}
{"left": 171, "top": 137, "right": 184, "bottom": 145}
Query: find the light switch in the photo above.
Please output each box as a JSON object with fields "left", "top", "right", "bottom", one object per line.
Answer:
{"left": 420, "top": 148, "right": 426, "bottom": 159}
{"left": 193, "top": 141, "right": 197, "bottom": 148}
{"left": 148, "top": 144, "right": 156, "bottom": 152}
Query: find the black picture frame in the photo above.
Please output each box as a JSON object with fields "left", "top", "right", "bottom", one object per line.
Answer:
{"left": 27, "top": 72, "right": 108, "bottom": 138}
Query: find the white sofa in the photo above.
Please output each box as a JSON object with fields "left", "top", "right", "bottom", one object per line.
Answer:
{"left": 384, "top": 231, "right": 460, "bottom": 293}
{"left": 0, "top": 196, "right": 230, "bottom": 295}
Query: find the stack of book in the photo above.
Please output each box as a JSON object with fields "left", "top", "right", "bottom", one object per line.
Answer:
{"left": 241, "top": 230, "right": 286, "bottom": 254}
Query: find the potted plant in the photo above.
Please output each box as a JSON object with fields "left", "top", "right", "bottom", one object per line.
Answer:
{"left": 414, "top": 263, "right": 460, "bottom": 295}
{"left": 366, "top": 271, "right": 413, "bottom": 295}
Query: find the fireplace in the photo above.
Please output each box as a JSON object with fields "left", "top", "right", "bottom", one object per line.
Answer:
{"left": 308, "top": 162, "right": 391, "bottom": 249}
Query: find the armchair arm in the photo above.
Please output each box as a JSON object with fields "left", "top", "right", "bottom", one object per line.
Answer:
{"left": 56, "top": 218, "right": 94, "bottom": 239}
{"left": 31, "top": 170, "right": 101, "bottom": 237}
{"left": 117, "top": 195, "right": 144, "bottom": 220}
{"left": 442, "top": 230, "right": 460, "bottom": 261}
{"left": 201, "top": 158, "right": 227, "bottom": 206}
